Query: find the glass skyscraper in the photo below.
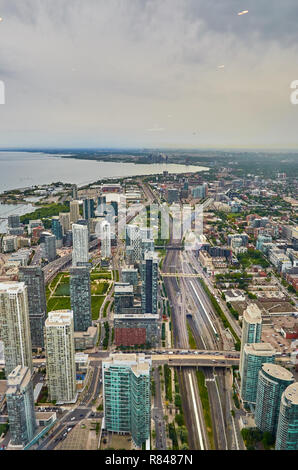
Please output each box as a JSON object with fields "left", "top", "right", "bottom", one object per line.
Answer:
{"left": 19, "top": 266, "right": 47, "bottom": 349}
{"left": 70, "top": 266, "right": 92, "bottom": 332}
{"left": 240, "top": 303, "right": 263, "bottom": 376}
{"left": 240, "top": 343, "right": 275, "bottom": 405}
{"left": 255, "top": 364, "right": 294, "bottom": 435}
{"left": 141, "top": 251, "right": 158, "bottom": 315}
{"left": 6, "top": 366, "right": 37, "bottom": 448}
{"left": 275, "top": 382, "right": 298, "bottom": 450}
{"left": 103, "top": 353, "right": 151, "bottom": 447}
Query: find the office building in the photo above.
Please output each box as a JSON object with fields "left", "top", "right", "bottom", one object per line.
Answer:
{"left": 141, "top": 252, "right": 158, "bottom": 315}
{"left": 275, "top": 383, "right": 298, "bottom": 450}
{"left": 99, "top": 220, "right": 111, "bottom": 259}
{"left": 45, "top": 310, "right": 77, "bottom": 404}
{"left": 70, "top": 266, "right": 92, "bottom": 332}
{"left": 0, "top": 282, "right": 33, "bottom": 376}
{"left": 70, "top": 200, "right": 80, "bottom": 224}
{"left": 255, "top": 364, "right": 294, "bottom": 435}
{"left": 18, "top": 266, "right": 47, "bottom": 349}
{"left": 72, "top": 223, "right": 89, "bottom": 267}
{"left": 103, "top": 353, "right": 151, "bottom": 447}
{"left": 6, "top": 366, "right": 37, "bottom": 448}
{"left": 44, "top": 234, "right": 57, "bottom": 262}
{"left": 240, "top": 343, "right": 275, "bottom": 405}
{"left": 240, "top": 303, "right": 263, "bottom": 376}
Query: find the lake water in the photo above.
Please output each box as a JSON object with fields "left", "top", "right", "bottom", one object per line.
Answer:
{"left": 0, "top": 151, "right": 208, "bottom": 193}
{"left": 0, "top": 151, "right": 209, "bottom": 233}
{"left": 0, "top": 202, "right": 35, "bottom": 233}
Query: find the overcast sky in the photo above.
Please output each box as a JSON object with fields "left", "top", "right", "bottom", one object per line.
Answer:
{"left": 0, "top": 0, "right": 298, "bottom": 149}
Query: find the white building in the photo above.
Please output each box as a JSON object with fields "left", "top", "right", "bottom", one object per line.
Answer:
{"left": 45, "top": 310, "right": 77, "bottom": 404}
{"left": 0, "top": 282, "right": 33, "bottom": 376}
{"left": 99, "top": 220, "right": 111, "bottom": 259}
{"left": 72, "top": 223, "right": 89, "bottom": 267}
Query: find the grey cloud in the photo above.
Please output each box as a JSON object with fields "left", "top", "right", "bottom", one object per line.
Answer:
{"left": 0, "top": 0, "right": 297, "bottom": 148}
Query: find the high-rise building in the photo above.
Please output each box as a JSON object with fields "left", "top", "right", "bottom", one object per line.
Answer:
{"left": 70, "top": 267, "right": 92, "bottom": 332}
{"left": 44, "top": 234, "right": 57, "bottom": 262}
{"left": 72, "top": 185, "right": 78, "bottom": 200}
{"left": 121, "top": 268, "right": 138, "bottom": 287}
{"left": 114, "top": 283, "right": 134, "bottom": 315}
{"left": 240, "top": 343, "right": 275, "bottom": 405}
{"left": 97, "top": 195, "right": 107, "bottom": 215}
{"left": 141, "top": 251, "right": 158, "bottom": 315}
{"left": 255, "top": 364, "right": 294, "bottom": 435}
{"left": 70, "top": 200, "right": 80, "bottom": 224}
{"left": 51, "top": 216, "right": 63, "bottom": 245}
{"left": 6, "top": 366, "right": 37, "bottom": 448}
{"left": 59, "top": 212, "right": 71, "bottom": 235}
{"left": 126, "top": 225, "right": 142, "bottom": 263}
{"left": 72, "top": 223, "right": 89, "bottom": 267}
{"left": 167, "top": 188, "right": 179, "bottom": 203}
{"left": 240, "top": 304, "right": 263, "bottom": 376}
{"left": 99, "top": 220, "right": 111, "bottom": 259}
{"left": 45, "top": 310, "right": 77, "bottom": 404}
{"left": 275, "top": 382, "right": 298, "bottom": 450}
{"left": 83, "top": 198, "right": 95, "bottom": 220}
{"left": 18, "top": 266, "right": 47, "bottom": 349}
{"left": 102, "top": 353, "right": 151, "bottom": 447}
{"left": 0, "top": 282, "right": 33, "bottom": 376}
{"left": 8, "top": 215, "right": 21, "bottom": 229}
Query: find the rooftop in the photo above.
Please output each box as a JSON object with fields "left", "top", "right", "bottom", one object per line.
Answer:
{"left": 244, "top": 343, "right": 276, "bottom": 356}
{"left": 261, "top": 363, "right": 294, "bottom": 382}
{"left": 283, "top": 382, "right": 298, "bottom": 405}
{"left": 244, "top": 303, "right": 262, "bottom": 324}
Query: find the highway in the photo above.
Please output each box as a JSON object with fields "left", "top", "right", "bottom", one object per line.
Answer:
{"left": 157, "top": 186, "right": 239, "bottom": 450}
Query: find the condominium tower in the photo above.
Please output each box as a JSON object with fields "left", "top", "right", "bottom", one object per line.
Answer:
{"left": 99, "top": 220, "right": 111, "bottom": 259}
{"left": 18, "top": 266, "right": 47, "bottom": 349}
{"left": 45, "top": 310, "right": 77, "bottom": 404}
{"left": 70, "top": 266, "right": 92, "bottom": 332}
{"left": 103, "top": 353, "right": 151, "bottom": 447}
{"left": 275, "top": 382, "right": 298, "bottom": 450}
{"left": 72, "top": 223, "right": 89, "bottom": 267}
{"left": 255, "top": 364, "right": 294, "bottom": 435}
{"left": 240, "top": 343, "right": 275, "bottom": 405}
{"left": 141, "top": 251, "right": 158, "bottom": 315}
{"left": 0, "top": 282, "right": 33, "bottom": 376}
{"left": 70, "top": 200, "right": 80, "bottom": 224}
{"left": 240, "top": 303, "right": 263, "bottom": 376}
{"left": 6, "top": 366, "right": 37, "bottom": 448}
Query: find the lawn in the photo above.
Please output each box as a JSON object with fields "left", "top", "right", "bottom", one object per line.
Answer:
{"left": 47, "top": 297, "right": 71, "bottom": 312}
{"left": 54, "top": 283, "right": 70, "bottom": 297}
{"left": 91, "top": 281, "right": 109, "bottom": 295}
{"left": 91, "top": 296, "right": 105, "bottom": 320}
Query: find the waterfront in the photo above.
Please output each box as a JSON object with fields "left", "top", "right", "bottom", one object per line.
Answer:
{"left": 0, "top": 202, "right": 35, "bottom": 233}
{"left": 0, "top": 152, "right": 208, "bottom": 194}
